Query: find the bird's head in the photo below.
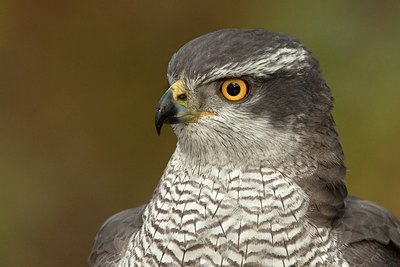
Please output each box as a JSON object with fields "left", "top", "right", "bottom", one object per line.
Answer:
{"left": 155, "top": 29, "right": 340, "bottom": 166}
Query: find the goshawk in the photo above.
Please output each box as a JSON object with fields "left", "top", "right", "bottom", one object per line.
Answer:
{"left": 89, "top": 29, "right": 400, "bottom": 266}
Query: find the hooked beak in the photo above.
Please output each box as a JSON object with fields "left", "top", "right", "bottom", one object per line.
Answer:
{"left": 155, "top": 80, "right": 214, "bottom": 135}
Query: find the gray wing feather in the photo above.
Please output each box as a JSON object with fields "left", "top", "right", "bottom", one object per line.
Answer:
{"left": 342, "top": 240, "right": 400, "bottom": 266}
{"left": 336, "top": 196, "right": 400, "bottom": 266}
{"left": 88, "top": 204, "right": 146, "bottom": 267}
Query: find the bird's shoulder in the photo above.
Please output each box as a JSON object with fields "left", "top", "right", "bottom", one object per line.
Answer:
{"left": 88, "top": 204, "right": 146, "bottom": 267}
{"left": 335, "top": 196, "right": 400, "bottom": 266}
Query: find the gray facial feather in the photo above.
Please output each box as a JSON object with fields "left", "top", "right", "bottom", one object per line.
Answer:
{"left": 168, "top": 28, "right": 316, "bottom": 88}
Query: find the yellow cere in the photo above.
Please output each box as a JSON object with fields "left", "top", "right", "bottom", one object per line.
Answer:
{"left": 170, "top": 80, "right": 188, "bottom": 107}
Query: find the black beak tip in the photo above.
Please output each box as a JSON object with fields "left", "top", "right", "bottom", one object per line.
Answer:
{"left": 156, "top": 121, "right": 162, "bottom": 136}
{"left": 155, "top": 109, "right": 163, "bottom": 136}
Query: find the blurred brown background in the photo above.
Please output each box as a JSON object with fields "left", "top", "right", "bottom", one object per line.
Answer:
{"left": 0, "top": 1, "right": 399, "bottom": 266}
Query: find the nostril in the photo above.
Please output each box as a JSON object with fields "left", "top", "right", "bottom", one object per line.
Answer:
{"left": 177, "top": 93, "right": 187, "bottom": 101}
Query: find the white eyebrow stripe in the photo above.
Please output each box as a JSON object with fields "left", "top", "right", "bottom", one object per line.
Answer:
{"left": 196, "top": 47, "right": 310, "bottom": 85}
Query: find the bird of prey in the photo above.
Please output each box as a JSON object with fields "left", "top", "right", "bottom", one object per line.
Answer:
{"left": 89, "top": 29, "right": 400, "bottom": 266}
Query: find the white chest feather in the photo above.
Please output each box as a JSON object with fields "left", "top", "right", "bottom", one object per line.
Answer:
{"left": 119, "top": 155, "right": 346, "bottom": 266}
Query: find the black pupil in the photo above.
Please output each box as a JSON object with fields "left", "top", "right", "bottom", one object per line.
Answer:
{"left": 226, "top": 82, "right": 241, "bottom": 96}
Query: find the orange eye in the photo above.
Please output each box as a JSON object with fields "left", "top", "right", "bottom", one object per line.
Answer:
{"left": 220, "top": 79, "right": 248, "bottom": 101}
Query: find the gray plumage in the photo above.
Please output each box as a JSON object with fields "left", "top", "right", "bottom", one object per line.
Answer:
{"left": 89, "top": 29, "right": 400, "bottom": 266}
{"left": 89, "top": 205, "right": 146, "bottom": 266}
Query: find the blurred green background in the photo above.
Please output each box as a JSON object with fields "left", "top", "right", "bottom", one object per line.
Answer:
{"left": 0, "top": 1, "right": 399, "bottom": 266}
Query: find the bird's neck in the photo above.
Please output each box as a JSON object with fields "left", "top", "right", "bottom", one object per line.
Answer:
{"left": 176, "top": 129, "right": 347, "bottom": 220}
